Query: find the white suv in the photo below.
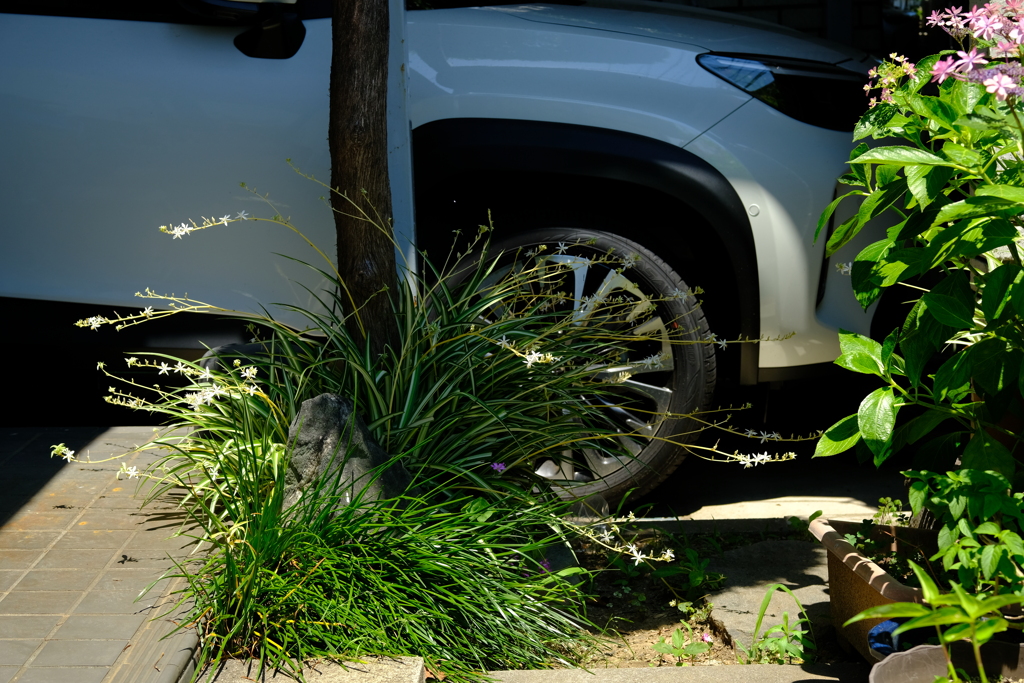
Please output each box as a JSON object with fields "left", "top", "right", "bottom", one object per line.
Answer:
{"left": 0, "top": 0, "right": 880, "bottom": 498}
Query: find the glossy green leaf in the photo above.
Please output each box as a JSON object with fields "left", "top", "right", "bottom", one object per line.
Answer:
{"left": 815, "top": 191, "right": 862, "bottom": 243}
{"left": 906, "top": 164, "right": 954, "bottom": 209}
{"left": 853, "top": 105, "right": 898, "bottom": 141}
{"left": 976, "top": 184, "right": 1024, "bottom": 203}
{"left": 843, "top": 601, "right": 930, "bottom": 625}
{"left": 835, "top": 330, "right": 884, "bottom": 376}
{"left": 908, "top": 94, "right": 959, "bottom": 130}
{"left": 850, "top": 146, "right": 950, "bottom": 166}
{"left": 940, "top": 141, "right": 984, "bottom": 168}
{"left": 859, "top": 387, "right": 898, "bottom": 461}
{"left": 814, "top": 414, "right": 861, "bottom": 457}
{"left": 934, "top": 196, "right": 1024, "bottom": 225}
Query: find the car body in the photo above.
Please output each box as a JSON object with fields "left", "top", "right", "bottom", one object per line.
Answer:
{"left": 0, "top": 0, "right": 882, "bottom": 494}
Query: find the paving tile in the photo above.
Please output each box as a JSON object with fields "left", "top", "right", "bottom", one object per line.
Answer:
{"left": 74, "top": 509, "right": 147, "bottom": 530}
{"left": 15, "top": 667, "right": 108, "bottom": 683}
{"left": 32, "top": 638, "right": 130, "bottom": 667}
{"left": 90, "top": 495, "right": 144, "bottom": 509}
{"left": 33, "top": 549, "right": 120, "bottom": 569}
{"left": 95, "top": 568, "right": 168, "bottom": 592}
{"left": 0, "top": 549, "right": 43, "bottom": 569}
{"left": 54, "top": 613, "right": 148, "bottom": 640}
{"left": 0, "top": 614, "right": 60, "bottom": 638}
{"left": 0, "top": 666, "right": 17, "bottom": 683}
{"left": 0, "top": 572, "right": 20, "bottom": 592}
{"left": 12, "top": 569, "right": 100, "bottom": 592}
{"left": 3, "top": 512, "right": 77, "bottom": 531}
{"left": 51, "top": 530, "right": 132, "bottom": 550}
{"left": 0, "top": 532, "right": 59, "bottom": 551}
{"left": 74, "top": 590, "right": 158, "bottom": 614}
{"left": 125, "top": 532, "right": 194, "bottom": 553}
{"left": 14, "top": 495, "right": 92, "bottom": 514}
{"left": 0, "top": 590, "right": 83, "bottom": 614}
{"left": 0, "top": 639, "right": 39, "bottom": 665}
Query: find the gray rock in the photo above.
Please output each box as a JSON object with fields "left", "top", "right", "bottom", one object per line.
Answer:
{"left": 282, "top": 393, "right": 413, "bottom": 514}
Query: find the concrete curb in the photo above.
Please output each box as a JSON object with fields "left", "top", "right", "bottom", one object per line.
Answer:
{"left": 107, "top": 574, "right": 199, "bottom": 683}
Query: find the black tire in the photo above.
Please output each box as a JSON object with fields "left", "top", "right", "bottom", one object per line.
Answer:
{"left": 467, "top": 228, "right": 716, "bottom": 503}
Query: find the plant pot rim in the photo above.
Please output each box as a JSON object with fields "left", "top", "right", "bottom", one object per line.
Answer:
{"left": 809, "top": 517, "right": 924, "bottom": 605}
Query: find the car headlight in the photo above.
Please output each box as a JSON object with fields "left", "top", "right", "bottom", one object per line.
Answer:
{"left": 697, "top": 53, "right": 868, "bottom": 132}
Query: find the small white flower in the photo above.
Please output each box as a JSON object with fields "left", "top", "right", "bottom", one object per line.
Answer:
{"left": 717, "top": 338, "right": 727, "bottom": 350}
{"left": 621, "top": 253, "right": 640, "bottom": 269}
{"left": 240, "top": 366, "right": 258, "bottom": 381}
{"left": 668, "top": 288, "right": 686, "bottom": 300}
{"left": 744, "top": 429, "right": 757, "bottom": 437}
{"left": 244, "top": 384, "right": 258, "bottom": 396}
{"left": 118, "top": 463, "right": 140, "bottom": 480}
{"left": 626, "top": 543, "right": 645, "bottom": 566}
{"left": 837, "top": 262, "right": 853, "bottom": 275}
{"left": 142, "top": 306, "right": 153, "bottom": 318}
{"left": 496, "top": 335, "right": 513, "bottom": 349}
{"left": 61, "top": 448, "right": 75, "bottom": 463}
{"left": 87, "top": 316, "right": 106, "bottom": 331}
{"left": 759, "top": 431, "right": 771, "bottom": 443}
{"left": 158, "top": 362, "right": 171, "bottom": 375}
{"left": 174, "top": 361, "right": 189, "bottom": 374}
{"left": 523, "top": 351, "right": 543, "bottom": 368}
{"left": 661, "top": 548, "right": 675, "bottom": 561}
{"left": 199, "top": 367, "right": 214, "bottom": 381}
{"left": 96, "top": 362, "right": 105, "bottom": 370}
{"left": 220, "top": 214, "right": 232, "bottom": 225}
{"left": 126, "top": 357, "right": 138, "bottom": 367}
{"left": 555, "top": 242, "right": 568, "bottom": 254}
{"left": 525, "top": 249, "right": 537, "bottom": 258}
{"left": 236, "top": 210, "right": 249, "bottom": 220}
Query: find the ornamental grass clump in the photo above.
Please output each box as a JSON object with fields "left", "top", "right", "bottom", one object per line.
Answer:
{"left": 70, "top": 185, "right": 723, "bottom": 680}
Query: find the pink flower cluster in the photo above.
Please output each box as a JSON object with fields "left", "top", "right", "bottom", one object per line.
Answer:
{"left": 925, "top": 2, "right": 1024, "bottom": 100}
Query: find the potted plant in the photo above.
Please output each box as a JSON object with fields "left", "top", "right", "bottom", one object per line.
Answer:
{"left": 811, "top": 0, "right": 1024, "bottom": 667}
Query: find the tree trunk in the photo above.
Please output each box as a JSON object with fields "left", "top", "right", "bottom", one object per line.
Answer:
{"left": 329, "top": 0, "right": 400, "bottom": 356}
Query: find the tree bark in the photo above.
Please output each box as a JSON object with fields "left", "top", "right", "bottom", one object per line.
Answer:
{"left": 329, "top": 0, "right": 400, "bottom": 356}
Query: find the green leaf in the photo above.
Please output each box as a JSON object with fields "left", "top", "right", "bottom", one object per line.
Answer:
{"left": 851, "top": 239, "right": 896, "bottom": 308}
{"left": 934, "top": 196, "right": 1024, "bottom": 225}
{"left": 920, "top": 292, "right": 974, "bottom": 328}
{"left": 908, "top": 94, "right": 959, "bottom": 131}
{"left": 850, "top": 147, "right": 950, "bottom": 167}
{"left": 835, "top": 330, "right": 885, "bottom": 376}
{"left": 815, "top": 191, "right": 862, "bottom": 243}
{"left": 843, "top": 601, "right": 930, "bottom": 625}
{"left": 814, "top": 414, "right": 861, "bottom": 457}
{"left": 981, "top": 263, "right": 1024, "bottom": 322}
{"left": 976, "top": 184, "right": 1024, "bottom": 203}
{"left": 911, "top": 560, "right": 942, "bottom": 604}
{"left": 858, "top": 387, "right": 898, "bottom": 462}
{"left": 962, "top": 433, "right": 1016, "bottom": 479}
{"left": 854, "top": 105, "right": 897, "bottom": 141}
{"left": 908, "top": 479, "right": 927, "bottom": 517}
{"left": 973, "top": 616, "right": 1009, "bottom": 644}
{"left": 981, "top": 543, "right": 999, "bottom": 578}
{"left": 876, "top": 164, "right": 901, "bottom": 188}
{"left": 826, "top": 182, "right": 907, "bottom": 257}
{"left": 891, "top": 410, "right": 949, "bottom": 457}
{"left": 940, "top": 141, "right": 985, "bottom": 168}
{"left": 969, "top": 337, "right": 1014, "bottom": 395}
{"left": 906, "top": 164, "right": 954, "bottom": 209}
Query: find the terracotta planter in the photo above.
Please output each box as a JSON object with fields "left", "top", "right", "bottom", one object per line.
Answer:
{"left": 809, "top": 518, "right": 939, "bottom": 662}
{"left": 869, "top": 641, "right": 1024, "bottom": 683}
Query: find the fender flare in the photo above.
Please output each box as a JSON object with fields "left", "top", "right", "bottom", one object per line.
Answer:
{"left": 412, "top": 118, "right": 760, "bottom": 385}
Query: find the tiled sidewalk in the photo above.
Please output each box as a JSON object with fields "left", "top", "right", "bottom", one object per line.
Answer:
{"left": 0, "top": 427, "right": 196, "bottom": 683}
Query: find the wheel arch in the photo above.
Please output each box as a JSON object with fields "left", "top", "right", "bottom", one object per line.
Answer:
{"left": 412, "top": 118, "right": 760, "bottom": 386}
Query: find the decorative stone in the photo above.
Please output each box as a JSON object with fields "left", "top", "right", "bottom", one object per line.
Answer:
{"left": 281, "top": 393, "right": 413, "bottom": 513}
